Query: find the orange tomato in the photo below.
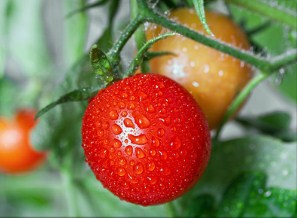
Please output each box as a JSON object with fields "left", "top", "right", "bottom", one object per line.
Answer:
{"left": 146, "top": 8, "right": 253, "bottom": 129}
{"left": 0, "top": 109, "right": 46, "bottom": 174}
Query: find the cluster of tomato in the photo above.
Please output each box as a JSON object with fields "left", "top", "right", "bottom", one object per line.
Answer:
{"left": 0, "top": 9, "right": 252, "bottom": 206}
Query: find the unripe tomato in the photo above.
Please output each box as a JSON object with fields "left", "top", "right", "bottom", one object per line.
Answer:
{"left": 82, "top": 74, "right": 211, "bottom": 206}
{"left": 0, "top": 109, "right": 46, "bottom": 174}
{"left": 146, "top": 8, "right": 253, "bottom": 129}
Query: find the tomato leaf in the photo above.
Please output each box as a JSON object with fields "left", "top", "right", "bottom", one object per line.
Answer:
{"left": 192, "top": 0, "right": 214, "bottom": 37}
{"left": 35, "top": 86, "right": 101, "bottom": 119}
{"left": 66, "top": 0, "right": 109, "bottom": 18}
{"left": 216, "top": 171, "right": 267, "bottom": 217}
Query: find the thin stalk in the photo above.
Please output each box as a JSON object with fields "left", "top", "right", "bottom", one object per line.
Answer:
{"left": 108, "top": 16, "right": 144, "bottom": 65}
{"left": 226, "top": 0, "right": 297, "bottom": 29}
{"left": 214, "top": 73, "right": 270, "bottom": 142}
{"left": 62, "top": 169, "right": 79, "bottom": 217}
{"left": 137, "top": 0, "right": 297, "bottom": 73}
{"left": 130, "top": 0, "right": 150, "bottom": 72}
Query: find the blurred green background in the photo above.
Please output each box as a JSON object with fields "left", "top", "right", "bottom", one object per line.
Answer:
{"left": 0, "top": 0, "right": 296, "bottom": 217}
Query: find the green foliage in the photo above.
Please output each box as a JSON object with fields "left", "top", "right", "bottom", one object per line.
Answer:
{"left": 0, "top": 0, "right": 296, "bottom": 217}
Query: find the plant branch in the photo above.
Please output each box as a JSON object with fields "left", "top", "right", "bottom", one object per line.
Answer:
{"left": 226, "top": 0, "right": 297, "bottom": 29}
{"left": 137, "top": 0, "right": 297, "bottom": 73}
{"left": 108, "top": 16, "right": 144, "bottom": 66}
{"left": 214, "top": 73, "right": 270, "bottom": 142}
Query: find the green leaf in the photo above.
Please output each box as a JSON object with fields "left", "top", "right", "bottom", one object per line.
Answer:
{"left": 192, "top": 0, "right": 214, "bottom": 37}
{"left": 180, "top": 194, "right": 216, "bottom": 217}
{"left": 216, "top": 171, "right": 267, "bottom": 217}
{"left": 66, "top": 0, "right": 109, "bottom": 18}
{"left": 143, "top": 51, "right": 176, "bottom": 61}
{"left": 236, "top": 111, "right": 291, "bottom": 133}
{"left": 185, "top": 135, "right": 296, "bottom": 203}
{"left": 36, "top": 86, "right": 100, "bottom": 119}
{"left": 244, "top": 187, "right": 297, "bottom": 217}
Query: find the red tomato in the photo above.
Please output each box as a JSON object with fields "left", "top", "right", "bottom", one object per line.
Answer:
{"left": 82, "top": 73, "right": 211, "bottom": 206}
{"left": 0, "top": 109, "right": 46, "bottom": 174}
{"left": 146, "top": 8, "right": 253, "bottom": 129}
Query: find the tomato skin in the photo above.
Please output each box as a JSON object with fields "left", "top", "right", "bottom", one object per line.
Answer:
{"left": 0, "top": 109, "right": 46, "bottom": 174}
{"left": 146, "top": 8, "right": 253, "bottom": 129}
{"left": 82, "top": 73, "right": 211, "bottom": 206}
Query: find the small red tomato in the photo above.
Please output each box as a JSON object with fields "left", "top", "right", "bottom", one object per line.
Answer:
{"left": 0, "top": 109, "right": 46, "bottom": 174}
{"left": 82, "top": 74, "right": 211, "bottom": 206}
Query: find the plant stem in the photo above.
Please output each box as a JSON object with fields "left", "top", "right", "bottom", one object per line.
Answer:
{"left": 108, "top": 16, "right": 144, "bottom": 66}
{"left": 270, "top": 49, "right": 297, "bottom": 70}
{"left": 62, "top": 169, "right": 79, "bottom": 217}
{"left": 130, "top": 0, "right": 150, "bottom": 73}
{"left": 137, "top": 0, "right": 297, "bottom": 73}
{"left": 214, "top": 73, "right": 270, "bottom": 142}
{"left": 226, "top": 0, "right": 297, "bottom": 29}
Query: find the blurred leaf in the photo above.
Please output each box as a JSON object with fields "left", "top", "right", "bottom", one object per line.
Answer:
{"left": 0, "top": 77, "right": 17, "bottom": 116}
{"left": 182, "top": 135, "right": 296, "bottom": 206}
{"left": 216, "top": 171, "right": 267, "bottom": 217}
{"left": 144, "top": 51, "right": 176, "bottom": 61}
{"left": 244, "top": 187, "right": 297, "bottom": 217}
{"left": 192, "top": 0, "right": 214, "bottom": 36}
{"left": 236, "top": 111, "right": 290, "bottom": 132}
{"left": 66, "top": 0, "right": 109, "bottom": 18}
{"left": 277, "top": 64, "right": 297, "bottom": 103}
{"left": 63, "top": 0, "right": 88, "bottom": 69}
{"left": 180, "top": 194, "right": 216, "bottom": 217}
{"left": 36, "top": 86, "right": 100, "bottom": 119}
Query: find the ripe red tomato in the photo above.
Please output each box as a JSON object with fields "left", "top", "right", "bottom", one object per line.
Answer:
{"left": 82, "top": 73, "right": 211, "bottom": 206}
{"left": 146, "top": 8, "right": 253, "bottom": 129}
{"left": 0, "top": 109, "right": 46, "bottom": 174}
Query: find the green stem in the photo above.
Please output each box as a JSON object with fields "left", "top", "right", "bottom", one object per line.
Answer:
{"left": 126, "top": 32, "right": 176, "bottom": 76}
{"left": 62, "top": 170, "right": 79, "bottom": 217}
{"left": 108, "top": 16, "right": 144, "bottom": 66}
{"left": 137, "top": 0, "right": 297, "bottom": 72}
{"left": 214, "top": 73, "right": 270, "bottom": 142}
{"left": 270, "top": 49, "right": 297, "bottom": 70}
{"left": 130, "top": 0, "right": 150, "bottom": 73}
{"left": 226, "top": 0, "right": 297, "bottom": 29}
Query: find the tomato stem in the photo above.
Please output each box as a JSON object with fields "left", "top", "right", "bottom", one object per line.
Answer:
{"left": 214, "top": 73, "right": 270, "bottom": 142}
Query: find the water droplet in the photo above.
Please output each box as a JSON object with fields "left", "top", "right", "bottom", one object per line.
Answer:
{"left": 97, "top": 130, "right": 104, "bottom": 137}
{"left": 159, "top": 150, "right": 167, "bottom": 160}
{"left": 113, "top": 139, "right": 122, "bottom": 148}
{"left": 128, "top": 174, "right": 138, "bottom": 184}
{"left": 130, "top": 160, "right": 135, "bottom": 166}
{"left": 170, "top": 137, "right": 181, "bottom": 150}
{"left": 100, "top": 149, "right": 108, "bottom": 158}
{"left": 161, "top": 167, "right": 171, "bottom": 175}
{"left": 203, "top": 64, "right": 210, "bottom": 73}
{"left": 119, "top": 102, "right": 125, "bottom": 109}
{"left": 218, "top": 70, "right": 224, "bottom": 77}
{"left": 264, "top": 191, "right": 271, "bottom": 197}
{"left": 149, "top": 149, "right": 156, "bottom": 156}
{"left": 121, "top": 111, "right": 127, "bottom": 117}
{"left": 147, "top": 176, "right": 157, "bottom": 185}
{"left": 134, "top": 163, "right": 144, "bottom": 174}
{"left": 132, "top": 111, "right": 150, "bottom": 128}
{"left": 148, "top": 162, "right": 155, "bottom": 171}
{"left": 157, "top": 128, "right": 165, "bottom": 137}
{"left": 119, "top": 158, "right": 126, "bottom": 166}
{"left": 112, "top": 124, "right": 122, "bottom": 135}
{"left": 128, "top": 134, "right": 148, "bottom": 145}
{"left": 124, "top": 118, "right": 135, "bottom": 128}
{"left": 138, "top": 91, "right": 148, "bottom": 101}
{"left": 151, "top": 136, "right": 160, "bottom": 147}
{"left": 118, "top": 168, "right": 126, "bottom": 176}
{"left": 109, "top": 110, "right": 118, "bottom": 120}
{"left": 121, "top": 93, "right": 128, "bottom": 98}
{"left": 135, "top": 148, "right": 145, "bottom": 158}
{"left": 192, "top": 81, "right": 199, "bottom": 87}
{"left": 129, "top": 95, "right": 136, "bottom": 101}
{"left": 102, "top": 121, "right": 109, "bottom": 130}
{"left": 125, "top": 146, "right": 133, "bottom": 156}
{"left": 127, "top": 102, "right": 135, "bottom": 110}
{"left": 146, "top": 104, "right": 155, "bottom": 113}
